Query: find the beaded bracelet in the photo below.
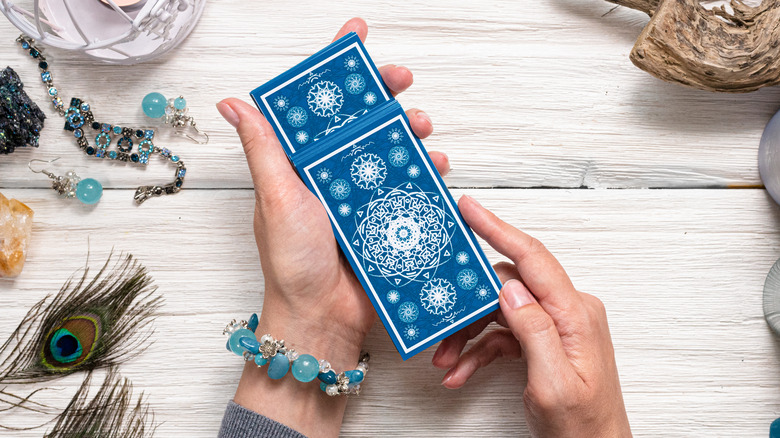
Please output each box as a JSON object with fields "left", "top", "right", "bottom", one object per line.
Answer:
{"left": 223, "top": 314, "right": 369, "bottom": 396}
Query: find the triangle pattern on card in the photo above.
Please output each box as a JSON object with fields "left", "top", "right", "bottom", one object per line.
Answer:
{"left": 357, "top": 211, "right": 363, "bottom": 217}
{"left": 334, "top": 116, "right": 341, "bottom": 123}
{"left": 444, "top": 250, "right": 450, "bottom": 257}
{"left": 377, "top": 189, "right": 384, "bottom": 195}
{"left": 353, "top": 239, "right": 360, "bottom": 246}
{"left": 433, "top": 196, "right": 439, "bottom": 202}
{"left": 395, "top": 279, "right": 401, "bottom": 285}
{"left": 448, "top": 221, "right": 454, "bottom": 227}
{"left": 406, "top": 183, "right": 413, "bottom": 189}
{"left": 423, "top": 272, "right": 430, "bottom": 279}
{"left": 368, "top": 266, "right": 374, "bottom": 272}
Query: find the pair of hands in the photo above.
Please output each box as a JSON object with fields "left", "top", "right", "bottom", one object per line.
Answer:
{"left": 217, "top": 18, "right": 631, "bottom": 438}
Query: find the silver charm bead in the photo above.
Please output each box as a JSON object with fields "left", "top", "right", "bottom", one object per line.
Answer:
{"left": 318, "top": 359, "right": 331, "bottom": 373}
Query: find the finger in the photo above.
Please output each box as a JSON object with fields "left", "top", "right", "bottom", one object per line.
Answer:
{"left": 379, "top": 64, "right": 414, "bottom": 96}
{"left": 458, "top": 195, "right": 580, "bottom": 315}
{"left": 428, "top": 151, "right": 451, "bottom": 177}
{"left": 441, "top": 329, "right": 522, "bottom": 389}
{"left": 432, "top": 313, "right": 495, "bottom": 369}
{"left": 406, "top": 108, "right": 434, "bottom": 139}
{"left": 493, "top": 261, "right": 522, "bottom": 327}
{"left": 332, "top": 17, "right": 368, "bottom": 43}
{"left": 499, "top": 280, "right": 574, "bottom": 388}
{"left": 217, "top": 98, "right": 302, "bottom": 199}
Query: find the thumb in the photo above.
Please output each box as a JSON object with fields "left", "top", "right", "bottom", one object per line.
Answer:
{"left": 217, "top": 98, "right": 301, "bottom": 194}
{"left": 499, "top": 279, "right": 573, "bottom": 386}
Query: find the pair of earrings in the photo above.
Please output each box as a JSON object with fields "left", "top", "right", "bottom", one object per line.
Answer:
{"left": 141, "top": 92, "right": 209, "bottom": 144}
{"left": 29, "top": 158, "right": 103, "bottom": 205}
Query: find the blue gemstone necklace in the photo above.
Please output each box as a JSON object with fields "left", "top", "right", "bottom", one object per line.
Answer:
{"left": 16, "top": 35, "right": 186, "bottom": 205}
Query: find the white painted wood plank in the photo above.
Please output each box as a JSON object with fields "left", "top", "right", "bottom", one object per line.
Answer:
{"left": 0, "top": 188, "right": 778, "bottom": 437}
{"left": 1, "top": 0, "right": 778, "bottom": 189}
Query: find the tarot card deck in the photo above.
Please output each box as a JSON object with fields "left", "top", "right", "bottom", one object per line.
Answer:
{"left": 250, "top": 32, "right": 501, "bottom": 360}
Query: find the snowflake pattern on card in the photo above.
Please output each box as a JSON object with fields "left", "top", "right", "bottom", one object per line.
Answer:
{"left": 350, "top": 153, "right": 387, "bottom": 190}
{"left": 420, "top": 278, "right": 457, "bottom": 315}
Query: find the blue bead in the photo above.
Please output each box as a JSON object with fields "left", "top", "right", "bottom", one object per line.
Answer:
{"left": 171, "top": 155, "right": 179, "bottom": 162}
{"left": 254, "top": 355, "right": 268, "bottom": 367}
{"left": 771, "top": 418, "right": 780, "bottom": 438}
{"left": 108, "top": 151, "right": 117, "bottom": 160}
{"left": 75, "top": 178, "right": 102, "bottom": 205}
{"left": 21, "top": 42, "right": 29, "bottom": 49}
{"left": 113, "top": 126, "right": 122, "bottom": 135}
{"left": 228, "top": 328, "right": 254, "bottom": 356}
{"left": 317, "top": 370, "right": 337, "bottom": 384}
{"left": 267, "top": 354, "right": 289, "bottom": 380}
{"left": 226, "top": 339, "right": 231, "bottom": 352}
{"left": 291, "top": 354, "right": 319, "bottom": 382}
{"left": 344, "top": 369, "right": 364, "bottom": 384}
{"left": 174, "top": 97, "right": 186, "bottom": 110}
{"left": 320, "top": 382, "right": 328, "bottom": 392}
{"left": 144, "top": 129, "right": 154, "bottom": 140}
{"left": 247, "top": 313, "right": 258, "bottom": 332}
{"left": 41, "top": 72, "right": 51, "bottom": 82}
{"left": 238, "top": 337, "right": 259, "bottom": 354}
{"left": 142, "top": 92, "right": 166, "bottom": 118}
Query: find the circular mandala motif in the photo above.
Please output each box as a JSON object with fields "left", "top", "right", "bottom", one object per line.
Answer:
{"left": 475, "top": 285, "right": 491, "bottom": 301}
{"left": 350, "top": 153, "right": 387, "bottom": 190}
{"left": 344, "top": 55, "right": 360, "bottom": 71}
{"left": 338, "top": 203, "right": 352, "bottom": 217}
{"left": 295, "top": 130, "right": 309, "bottom": 144}
{"left": 356, "top": 184, "right": 453, "bottom": 286}
{"left": 398, "top": 302, "right": 419, "bottom": 323}
{"left": 345, "top": 73, "right": 366, "bottom": 94}
{"left": 364, "top": 91, "right": 377, "bottom": 105}
{"left": 386, "top": 290, "right": 401, "bottom": 304}
{"left": 329, "top": 179, "right": 351, "bottom": 200}
{"left": 315, "top": 168, "right": 332, "bottom": 184}
{"left": 388, "top": 146, "right": 410, "bottom": 167}
{"left": 456, "top": 269, "right": 479, "bottom": 290}
{"left": 456, "top": 252, "right": 469, "bottom": 265}
{"left": 273, "top": 95, "right": 289, "bottom": 111}
{"left": 407, "top": 164, "right": 421, "bottom": 178}
{"left": 388, "top": 128, "right": 404, "bottom": 144}
{"left": 420, "top": 278, "right": 457, "bottom": 315}
{"left": 307, "top": 81, "right": 343, "bottom": 117}
{"left": 286, "top": 106, "right": 308, "bottom": 127}
{"left": 403, "top": 325, "right": 420, "bottom": 341}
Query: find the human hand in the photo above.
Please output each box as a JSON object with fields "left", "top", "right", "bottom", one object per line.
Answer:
{"left": 432, "top": 196, "right": 632, "bottom": 438}
{"left": 217, "top": 18, "right": 450, "bottom": 437}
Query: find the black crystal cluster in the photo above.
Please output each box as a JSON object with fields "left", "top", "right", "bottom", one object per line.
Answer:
{"left": 0, "top": 66, "right": 45, "bottom": 154}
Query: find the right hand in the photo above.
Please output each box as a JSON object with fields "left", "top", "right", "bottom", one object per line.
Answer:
{"left": 432, "top": 195, "right": 632, "bottom": 438}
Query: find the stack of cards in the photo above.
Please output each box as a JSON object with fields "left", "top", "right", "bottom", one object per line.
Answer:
{"left": 250, "top": 32, "right": 501, "bottom": 360}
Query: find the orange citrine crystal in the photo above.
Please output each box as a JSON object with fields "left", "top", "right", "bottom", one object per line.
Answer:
{"left": 0, "top": 192, "right": 33, "bottom": 278}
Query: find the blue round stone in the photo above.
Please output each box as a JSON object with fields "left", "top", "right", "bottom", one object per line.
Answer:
{"left": 267, "top": 354, "right": 290, "bottom": 380}
{"left": 344, "top": 369, "right": 364, "bottom": 384}
{"left": 254, "top": 355, "right": 268, "bottom": 367}
{"left": 75, "top": 178, "right": 102, "bottom": 205}
{"left": 291, "top": 354, "right": 319, "bottom": 382}
{"left": 228, "top": 328, "right": 254, "bottom": 356}
{"left": 317, "top": 370, "right": 337, "bottom": 384}
{"left": 771, "top": 418, "right": 780, "bottom": 438}
{"left": 174, "top": 96, "right": 186, "bottom": 110}
{"left": 142, "top": 92, "right": 166, "bottom": 118}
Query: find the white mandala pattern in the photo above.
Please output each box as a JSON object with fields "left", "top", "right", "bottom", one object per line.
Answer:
{"left": 355, "top": 183, "right": 454, "bottom": 287}
{"left": 388, "top": 146, "right": 410, "bottom": 167}
{"left": 475, "top": 285, "right": 491, "bottom": 301}
{"left": 345, "top": 73, "right": 366, "bottom": 94}
{"left": 388, "top": 128, "right": 404, "bottom": 144}
{"left": 398, "top": 302, "right": 419, "bottom": 323}
{"left": 307, "top": 81, "right": 343, "bottom": 117}
{"left": 315, "top": 168, "right": 332, "bottom": 184}
{"left": 420, "top": 278, "right": 457, "bottom": 315}
{"left": 455, "top": 251, "right": 469, "bottom": 265}
{"left": 295, "top": 130, "right": 309, "bottom": 144}
{"left": 286, "top": 107, "right": 308, "bottom": 127}
{"left": 456, "top": 269, "right": 479, "bottom": 290}
{"left": 363, "top": 92, "right": 377, "bottom": 105}
{"left": 407, "top": 164, "right": 421, "bottom": 178}
{"left": 273, "top": 95, "right": 289, "bottom": 111}
{"left": 344, "top": 55, "right": 360, "bottom": 71}
{"left": 329, "top": 179, "right": 351, "bottom": 200}
{"left": 338, "top": 203, "right": 352, "bottom": 217}
{"left": 350, "top": 153, "right": 387, "bottom": 190}
{"left": 403, "top": 325, "right": 420, "bottom": 341}
{"left": 386, "top": 290, "right": 401, "bottom": 304}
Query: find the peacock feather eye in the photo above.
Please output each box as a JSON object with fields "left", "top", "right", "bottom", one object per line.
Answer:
{"left": 42, "top": 314, "right": 100, "bottom": 370}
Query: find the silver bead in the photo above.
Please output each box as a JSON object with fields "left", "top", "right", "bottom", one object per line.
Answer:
{"left": 285, "top": 349, "right": 299, "bottom": 361}
{"left": 65, "top": 171, "right": 77, "bottom": 179}
{"left": 259, "top": 334, "right": 273, "bottom": 344}
{"left": 67, "top": 190, "right": 76, "bottom": 198}
{"left": 319, "top": 359, "right": 331, "bottom": 373}
{"left": 325, "top": 384, "right": 339, "bottom": 396}
{"left": 356, "top": 362, "right": 369, "bottom": 374}
{"left": 243, "top": 351, "right": 255, "bottom": 361}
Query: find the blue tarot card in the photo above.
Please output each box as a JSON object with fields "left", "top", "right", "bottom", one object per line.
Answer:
{"left": 250, "top": 32, "right": 392, "bottom": 160}
{"left": 250, "top": 33, "right": 501, "bottom": 360}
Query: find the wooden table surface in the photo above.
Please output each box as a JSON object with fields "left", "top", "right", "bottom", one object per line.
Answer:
{"left": 1, "top": 1, "right": 779, "bottom": 436}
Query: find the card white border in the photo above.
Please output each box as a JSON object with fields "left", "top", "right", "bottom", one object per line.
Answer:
{"left": 302, "top": 115, "right": 500, "bottom": 354}
{"left": 260, "top": 42, "right": 390, "bottom": 154}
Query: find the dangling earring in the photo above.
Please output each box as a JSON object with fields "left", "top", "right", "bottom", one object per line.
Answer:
{"left": 29, "top": 158, "right": 103, "bottom": 205}
{"left": 142, "top": 92, "right": 209, "bottom": 144}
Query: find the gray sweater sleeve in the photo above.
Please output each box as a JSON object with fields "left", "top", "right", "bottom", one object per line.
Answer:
{"left": 218, "top": 400, "right": 308, "bottom": 438}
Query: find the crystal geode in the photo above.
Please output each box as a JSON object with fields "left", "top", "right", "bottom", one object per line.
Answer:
{"left": 0, "top": 66, "right": 46, "bottom": 155}
{"left": 0, "top": 192, "right": 34, "bottom": 278}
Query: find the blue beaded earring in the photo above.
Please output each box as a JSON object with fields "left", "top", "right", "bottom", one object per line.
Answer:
{"left": 29, "top": 158, "right": 103, "bottom": 205}
{"left": 142, "top": 92, "right": 209, "bottom": 144}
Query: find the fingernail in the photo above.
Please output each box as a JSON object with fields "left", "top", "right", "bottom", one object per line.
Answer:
{"left": 463, "top": 194, "right": 482, "bottom": 207}
{"left": 217, "top": 102, "right": 239, "bottom": 128}
{"left": 417, "top": 111, "right": 432, "bottom": 127}
{"left": 501, "top": 279, "right": 536, "bottom": 310}
{"left": 432, "top": 346, "right": 443, "bottom": 364}
{"left": 441, "top": 368, "right": 455, "bottom": 386}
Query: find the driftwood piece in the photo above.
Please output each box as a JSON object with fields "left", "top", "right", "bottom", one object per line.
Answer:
{"left": 606, "top": 0, "right": 780, "bottom": 92}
